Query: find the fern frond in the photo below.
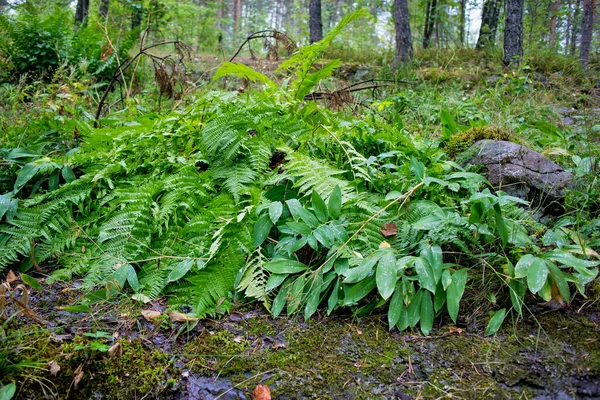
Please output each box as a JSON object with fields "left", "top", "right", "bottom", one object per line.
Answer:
{"left": 213, "top": 62, "right": 277, "bottom": 89}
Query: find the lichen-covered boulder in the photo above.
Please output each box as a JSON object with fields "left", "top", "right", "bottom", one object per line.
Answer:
{"left": 466, "top": 140, "right": 573, "bottom": 214}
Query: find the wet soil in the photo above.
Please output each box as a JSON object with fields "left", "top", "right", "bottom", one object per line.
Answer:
{"left": 1, "top": 276, "right": 600, "bottom": 400}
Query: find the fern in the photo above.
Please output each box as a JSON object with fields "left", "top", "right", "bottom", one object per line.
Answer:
{"left": 213, "top": 62, "right": 277, "bottom": 89}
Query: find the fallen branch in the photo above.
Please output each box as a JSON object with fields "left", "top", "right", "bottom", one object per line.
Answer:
{"left": 230, "top": 29, "right": 296, "bottom": 62}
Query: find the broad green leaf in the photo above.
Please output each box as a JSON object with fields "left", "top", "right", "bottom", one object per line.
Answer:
{"left": 327, "top": 277, "right": 340, "bottom": 315}
{"left": 113, "top": 264, "right": 130, "bottom": 289}
{"left": 376, "top": 252, "right": 397, "bottom": 300}
{"left": 469, "top": 201, "right": 485, "bottom": 224}
{"left": 514, "top": 254, "right": 538, "bottom": 279}
{"left": 422, "top": 245, "right": 443, "bottom": 284}
{"left": 313, "top": 225, "right": 334, "bottom": 248}
{"left": 328, "top": 185, "right": 342, "bottom": 219}
{"left": 20, "top": 273, "right": 42, "bottom": 291}
{"left": 311, "top": 190, "right": 329, "bottom": 223}
{"left": 14, "top": 163, "right": 39, "bottom": 192}
{"left": 286, "top": 221, "right": 312, "bottom": 235}
{"left": 268, "top": 202, "right": 283, "bottom": 224}
{"left": 126, "top": 265, "right": 139, "bottom": 292}
{"left": 493, "top": 204, "right": 508, "bottom": 246}
{"left": 0, "top": 383, "right": 16, "bottom": 400}
{"left": 420, "top": 291, "right": 434, "bottom": 335}
{"left": 527, "top": 259, "right": 549, "bottom": 294}
{"left": 0, "top": 194, "right": 17, "bottom": 220}
{"left": 410, "top": 156, "right": 426, "bottom": 182}
{"left": 385, "top": 191, "right": 403, "bottom": 201}
{"left": 406, "top": 290, "right": 423, "bottom": 328}
{"left": 485, "top": 308, "right": 506, "bottom": 336}
{"left": 546, "top": 261, "right": 570, "bottom": 303}
{"left": 264, "top": 259, "right": 309, "bottom": 274}
{"left": 297, "top": 208, "right": 320, "bottom": 228}
{"left": 304, "top": 277, "right": 322, "bottom": 320}
{"left": 343, "top": 276, "right": 376, "bottom": 305}
{"left": 60, "top": 304, "right": 92, "bottom": 313}
{"left": 285, "top": 199, "right": 304, "bottom": 220}
{"left": 266, "top": 273, "right": 287, "bottom": 292}
{"left": 434, "top": 281, "right": 446, "bottom": 313}
{"left": 446, "top": 269, "right": 467, "bottom": 323}
{"left": 388, "top": 282, "right": 403, "bottom": 329}
{"left": 287, "top": 275, "right": 306, "bottom": 315}
{"left": 343, "top": 255, "right": 380, "bottom": 283}
{"left": 253, "top": 214, "right": 274, "bottom": 247}
{"left": 414, "top": 257, "right": 436, "bottom": 294}
{"left": 442, "top": 270, "right": 452, "bottom": 290}
{"left": 543, "top": 250, "right": 600, "bottom": 269}
{"left": 272, "top": 278, "right": 293, "bottom": 317}
{"left": 508, "top": 279, "right": 526, "bottom": 316}
{"left": 168, "top": 259, "right": 194, "bottom": 282}
{"left": 61, "top": 165, "right": 76, "bottom": 183}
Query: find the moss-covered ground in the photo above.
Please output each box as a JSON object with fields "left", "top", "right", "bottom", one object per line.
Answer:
{"left": 2, "top": 277, "right": 599, "bottom": 399}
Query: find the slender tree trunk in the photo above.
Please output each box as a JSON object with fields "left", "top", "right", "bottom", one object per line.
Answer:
{"left": 548, "top": 0, "right": 561, "bottom": 47}
{"left": 75, "top": 0, "right": 90, "bottom": 25}
{"left": 459, "top": 0, "right": 466, "bottom": 46}
{"left": 570, "top": 0, "right": 581, "bottom": 54}
{"left": 503, "top": 0, "right": 524, "bottom": 65}
{"left": 309, "top": 0, "right": 323, "bottom": 43}
{"left": 579, "top": 0, "right": 597, "bottom": 68}
{"left": 233, "top": 0, "right": 242, "bottom": 36}
{"left": 477, "top": 0, "right": 502, "bottom": 48}
{"left": 565, "top": 0, "right": 572, "bottom": 51}
{"left": 99, "top": 0, "right": 109, "bottom": 19}
{"left": 423, "top": 0, "right": 438, "bottom": 48}
{"left": 393, "top": 0, "right": 413, "bottom": 65}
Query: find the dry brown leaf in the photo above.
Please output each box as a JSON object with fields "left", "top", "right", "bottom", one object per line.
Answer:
{"left": 108, "top": 342, "right": 123, "bottom": 358}
{"left": 141, "top": 309, "right": 162, "bottom": 321}
{"left": 48, "top": 360, "right": 61, "bottom": 377}
{"left": 6, "top": 270, "right": 17, "bottom": 283}
{"left": 73, "top": 364, "right": 84, "bottom": 389}
{"left": 378, "top": 241, "right": 391, "bottom": 249}
{"left": 448, "top": 326, "right": 464, "bottom": 334}
{"left": 252, "top": 384, "right": 271, "bottom": 400}
{"left": 168, "top": 311, "right": 198, "bottom": 323}
{"left": 380, "top": 222, "right": 398, "bottom": 237}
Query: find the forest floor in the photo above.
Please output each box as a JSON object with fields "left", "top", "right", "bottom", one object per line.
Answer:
{"left": 3, "top": 272, "right": 600, "bottom": 400}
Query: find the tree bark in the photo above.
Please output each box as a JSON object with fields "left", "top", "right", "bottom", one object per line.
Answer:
{"left": 459, "top": 0, "right": 466, "bottom": 45}
{"left": 476, "top": 0, "right": 502, "bottom": 48}
{"left": 309, "top": 0, "right": 323, "bottom": 43}
{"left": 423, "top": 0, "right": 438, "bottom": 49}
{"left": 503, "top": 0, "right": 524, "bottom": 66}
{"left": 548, "top": 0, "right": 561, "bottom": 47}
{"left": 233, "top": 0, "right": 242, "bottom": 36}
{"left": 579, "top": 0, "right": 596, "bottom": 68}
{"left": 393, "top": 0, "right": 413, "bottom": 65}
{"left": 75, "top": 0, "right": 90, "bottom": 24}
{"left": 570, "top": 0, "right": 581, "bottom": 54}
{"left": 99, "top": 0, "right": 109, "bottom": 19}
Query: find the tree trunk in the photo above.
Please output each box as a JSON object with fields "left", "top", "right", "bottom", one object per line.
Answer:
{"left": 393, "top": 0, "right": 413, "bottom": 65}
{"left": 565, "top": 0, "right": 572, "bottom": 51}
{"left": 570, "top": 0, "right": 581, "bottom": 54}
{"left": 233, "top": 0, "right": 242, "bottom": 36}
{"left": 548, "top": 0, "right": 560, "bottom": 47}
{"left": 309, "top": 0, "right": 323, "bottom": 43}
{"left": 99, "top": 0, "right": 109, "bottom": 19}
{"left": 476, "top": 0, "right": 502, "bottom": 48}
{"left": 579, "top": 0, "right": 596, "bottom": 68}
{"left": 503, "top": 0, "right": 524, "bottom": 66}
{"left": 459, "top": 0, "right": 466, "bottom": 45}
{"left": 423, "top": 0, "right": 438, "bottom": 49}
{"left": 75, "top": 0, "right": 90, "bottom": 24}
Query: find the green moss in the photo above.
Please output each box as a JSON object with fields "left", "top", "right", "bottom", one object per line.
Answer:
{"left": 445, "top": 126, "right": 513, "bottom": 159}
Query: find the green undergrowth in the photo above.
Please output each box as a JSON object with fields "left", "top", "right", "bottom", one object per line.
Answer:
{"left": 0, "top": 10, "right": 599, "bottom": 344}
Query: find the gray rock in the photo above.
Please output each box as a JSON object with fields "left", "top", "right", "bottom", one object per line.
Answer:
{"left": 467, "top": 140, "right": 573, "bottom": 214}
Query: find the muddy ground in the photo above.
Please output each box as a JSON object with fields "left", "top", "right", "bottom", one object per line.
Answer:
{"left": 1, "top": 274, "right": 599, "bottom": 400}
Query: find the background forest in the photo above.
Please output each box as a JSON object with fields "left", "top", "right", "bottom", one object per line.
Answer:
{"left": 0, "top": 0, "right": 599, "bottom": 399}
